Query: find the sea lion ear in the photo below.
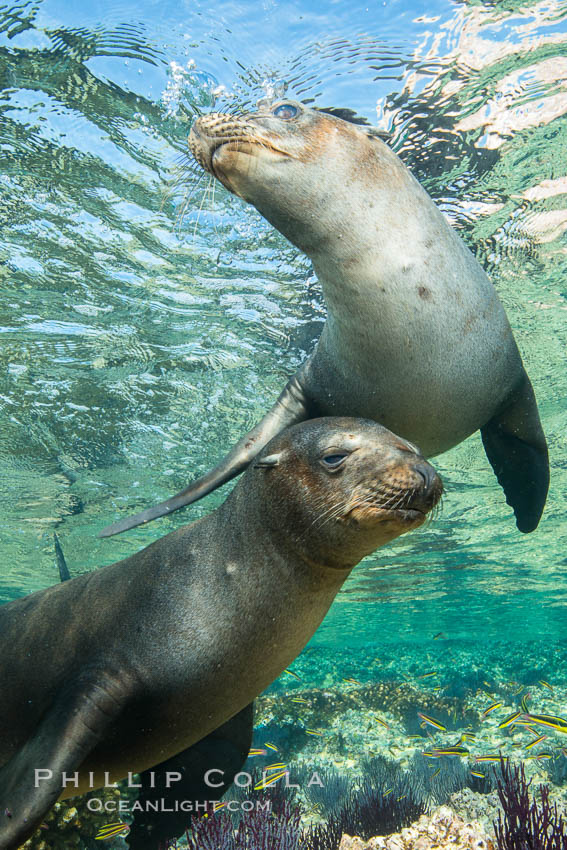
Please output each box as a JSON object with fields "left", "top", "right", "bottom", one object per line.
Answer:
{"left": 366, "top": 127, "right": 390, "bottom": 141}
{"left": 254, "top": 453, "right": 282, "bottom": 469}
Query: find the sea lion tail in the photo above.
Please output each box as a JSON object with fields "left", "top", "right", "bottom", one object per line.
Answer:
{"left": 481, "top": 372, "right": 549, "bottom": 533}
{"left": 98, "top": 367, "right": 313, "bottom": 538}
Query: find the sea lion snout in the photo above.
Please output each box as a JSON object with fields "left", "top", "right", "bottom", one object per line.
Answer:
{"left": 404, "top": 458, "right": 443, "bottom": 515}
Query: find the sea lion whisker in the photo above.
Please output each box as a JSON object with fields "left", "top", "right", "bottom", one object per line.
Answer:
{"left": 301, "top": 497, "right": 347, "bottom": 537}
{"left": 173, "top": 171, "right": 209, "bottom": 234}
{"left": 192, "top": 174, "right": 215, "bottom": 240}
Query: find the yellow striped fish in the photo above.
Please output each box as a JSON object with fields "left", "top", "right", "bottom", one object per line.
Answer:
{"left": 284, "top": 669, "right": 301, "bottom": 681}
{"left": 254, "top": 769, "right": 288, "bottom": 790}
{"left": 482, "top": 702, "right": 502, "bottom": 717}
{"left": 498, "top": 711, "right": 521, "bottom": 729}
{"left": 520, "top": 713, "right": 567, "bottom": 733}
{"left": 417, "top": 712, "right": 447, "bottom": 731}
{"left": 95, "top": 822, "right": 130, "bottom": 840}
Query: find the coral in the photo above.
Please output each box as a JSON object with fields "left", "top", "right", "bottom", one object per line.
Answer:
{"left": 302, "top": 760, "right": 426, "bottom": 850}
{"left": 303, "top": 766, "right": 351, "bottom": 814}
{"left": 185, "top": 801, "right": 303, "bottom": 849}
{"left": 21, "top": 787, "right": 128, "bottom": 849}
{"left": 337, "top": 805, "right": 494, "bottom": 849}
{"left": 493, "top": 759, "right": 567, "bottom": 850}
{"left": 449, "top": 788, "right": 501, "bottom": 838}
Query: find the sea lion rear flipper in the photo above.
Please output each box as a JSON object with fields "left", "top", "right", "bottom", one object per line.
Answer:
{"left": 481, "top": 373, "right": 549, "bottom": 533}
{"left": 0, "top": 672, "right": 130, "bottom": 849}
{"left": 99, "top": 362, "right": 315, "bottom": 538}
{"left": 127, "top": 703, "right": 253, "bottom": 849}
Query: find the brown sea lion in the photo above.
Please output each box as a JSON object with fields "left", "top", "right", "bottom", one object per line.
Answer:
{"left": 0, "top": 417, "right": 442, "bottom": 848}
{"left": 99, "top": 100, "right": 547, "bottom": 538}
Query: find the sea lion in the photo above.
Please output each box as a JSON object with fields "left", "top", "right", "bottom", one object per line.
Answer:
{"left": 99, "top": 100, "right": 548, "bottom": 539}
{"left": 0, "top": 417, "right": 442, "bottom": 849}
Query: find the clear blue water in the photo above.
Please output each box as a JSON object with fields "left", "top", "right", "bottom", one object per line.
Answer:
{"left": 1, "top": 0, "right": 566, "bottom": 843}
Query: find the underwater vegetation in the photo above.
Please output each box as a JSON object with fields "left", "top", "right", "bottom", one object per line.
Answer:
{"left": 185, "top": 801, "right": 303, "bottom": 850}
{"left": 174, "top": 755, "right": 567, "bottom": 850}
{"left": 494, "top": 759, "right": 567, "bottom": 850}
{"left": 176, "top": 755, "right": 477, "bottom": 849}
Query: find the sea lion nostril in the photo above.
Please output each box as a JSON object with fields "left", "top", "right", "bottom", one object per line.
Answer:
{"left": 414, "top": 461, "right": 436, "bottom": 493}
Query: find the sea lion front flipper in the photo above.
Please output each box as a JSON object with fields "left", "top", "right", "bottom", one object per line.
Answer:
{"left": 99, "top": 362, "right": 316, "bottom": 538}
{"left": 481, "top": 373, "right": 549, "bottom": 533}
{"left": 53, "top": 532, "right": 70, "bottom": 582}
{"left": 127, "top": 703, "right": 253, "bottom": 849}
{"left": 0, "top": 672, "right": 130, "bottom": 849}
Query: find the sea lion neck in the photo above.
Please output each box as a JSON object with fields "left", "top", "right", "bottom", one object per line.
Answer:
{"left": 216, "top": 478, "right": 355, "bottom": 581}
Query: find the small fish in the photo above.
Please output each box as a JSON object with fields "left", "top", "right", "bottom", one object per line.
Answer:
{"left": 306, "top": 729, "right": 324, "bottom": 737}
{"left": 422, "top": 751, "right": 441, "bottom": 759}
{"left": 213, "top": 801, "right": 226, "bottom": 811}
{"left": 526, "top": 752, "right": 552, "bottom": 761}
{"left": 429, "top": 746, "right": 469, "bottom": 757}
{"left": 291, "top": 697, "right": 309, "bottom": 704}
{"left": 396, "top": 795, "right": 407, "bottom": 801}
{"left": 475, "top": 755, "right": 504, "bottom": 763}
{"left": 408, "top": 735, "right": 423, "bottom": 740}
{"left": 539, "top": 680, "right": 554, "bottom": 693}
{"left": 513, "top": 685, "right": 525, "bottom": 695}
{"left": 248, "top": 748, "right": 267, "bottom": 757}
{"left": 254, "top": 769, "right": 288, "bottom": 790}
{"left": 418, "top": 671, "right": 437, "bottom": 679}
{"left": 265, "top": 743, "right": 278, "bottom": 751}
{"left": 430, "top": 768, "right": 441, "bottom": 778}
{"left": 482, "top": 702, "right": 502, "bottom": 717}
{"left": 433, "top": 632, "right": 445, "bottom": 640}
{"left": 417, "top": 712, "right": 447, "bottom": 731}
{"left": 265, "top": 763, "right": 286, "bottom": 770}
{"left": 95, "top": 822, "right": 130, "bottom": 840}
{"left": 452, "top": 733, "right": 475, "bottom": 746}
{"left": 284, "top": 669, "right": 301, "bottom": 681}
{"left": 375, "top": 716, "right": 390, "bottom": 729}
{"left": 384, "top": 789, "right": 393, "bottom": 796}
{"left": 498, "top": 711, "right": 521, "bottom": 729}
{"left": 342, "top": 677, "right": 361, "bottom": 685}
{"left": 471, "top": 770, "right": 485, "bottom": 778}
{"left": 521, "top": 713, "right": 567, "bottom": 734}
{"left": 520, "top": 693, "right": 531, "bottom": 713}
{"left": 525, "top": 735, "right": 547, "bottom": 750}
{"left": 432, "top": 686, "right": 442, "bottom": 692}
{"left": 304, "top": 804, "right": 322, "bottom": 816}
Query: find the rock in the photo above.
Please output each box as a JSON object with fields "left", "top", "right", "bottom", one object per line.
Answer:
{"left": 338, "top": 805, "right": 495, "bottom": 849}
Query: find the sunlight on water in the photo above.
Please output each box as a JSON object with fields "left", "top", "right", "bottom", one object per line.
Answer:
{"left": 1, "top": 1, "right": 567, "bottom": 846}
{"left": 0, "top": 0, "right": 565, "bottom": 638}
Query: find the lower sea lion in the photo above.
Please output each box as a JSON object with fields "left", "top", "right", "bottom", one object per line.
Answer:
{"left": 0, "top": 417, "right": 442, "bottom": 849}
{"left": 100, "top": 100, "right": 548, "bottom": 539}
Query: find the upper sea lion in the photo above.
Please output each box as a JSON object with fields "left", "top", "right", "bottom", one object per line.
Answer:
{"left": 100, "top": 100, "right": 548, "bottom": 538}
{"left": 0, "top": 417, "right": 442, "bottom": 849}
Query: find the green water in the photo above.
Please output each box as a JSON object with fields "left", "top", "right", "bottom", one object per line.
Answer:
{"left": 1, "top": 0, "right": 566, "bottom": 843}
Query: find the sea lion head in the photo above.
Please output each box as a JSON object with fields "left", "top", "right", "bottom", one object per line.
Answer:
{"left": 188, "top": 101, "right": 386, "bottom": 255}
{"left": 242, "top": 417, "right": 442, "bottom": 571}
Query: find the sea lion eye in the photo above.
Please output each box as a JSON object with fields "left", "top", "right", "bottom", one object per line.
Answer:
{"left": 321, "top": 452, "right": 349, "bottom": 471}
{"left": 273, "top": 103, "right": 298, "bottom": 120}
